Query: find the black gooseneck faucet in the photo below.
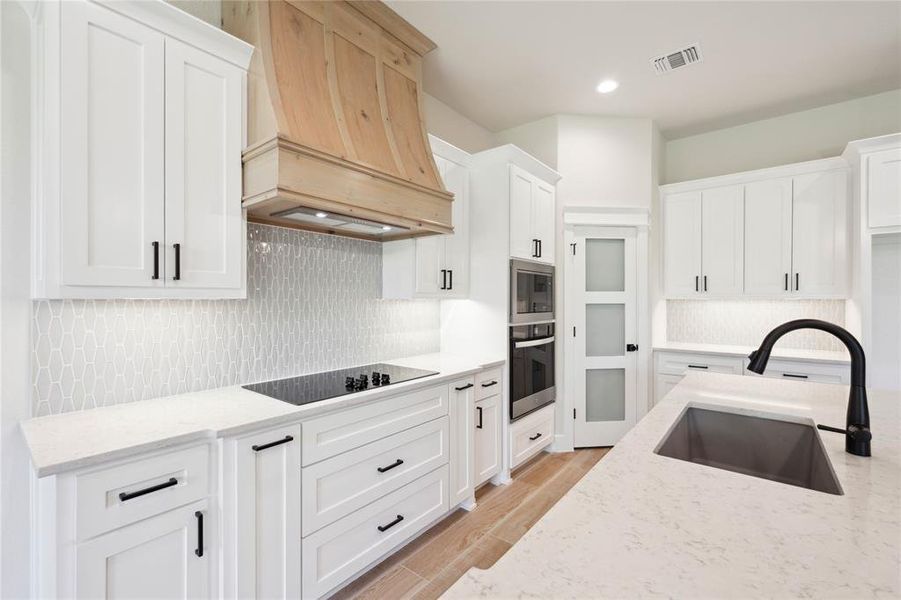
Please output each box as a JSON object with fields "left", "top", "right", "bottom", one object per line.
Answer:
{"left": 747, "top": 319, "right": 872, "bottom": 457}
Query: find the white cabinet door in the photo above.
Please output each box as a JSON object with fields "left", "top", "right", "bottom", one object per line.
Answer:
{"left": 792, "top": 170, "right": 848, "bottom": 296}
{"left": 76, "top": 499, "right": 212, "bottom": 599}
{"left": 473, "top": 394, "right": 501, "bottom": 487}
{"left": 744, "top": 178, "right": 793, "bottom": 295}
{"left": 226, "top": 424, "right": 301, "bottom": 600}
{"left": 509, "top": 166, "right": 536, "bottom": 260}
{"left": 442, "top": 158, "right": 470, "bottom": 296}
{"left": 165, "top": 38, "right": 244, "bottom": 290}
{"left": 867, "top": 147, "right": 901, "bottom": 228}
{"left": 414, "top": 235, "right": 445, "bottom": 295}
{"left": 449, "top": 378, "right": 475, "bottom": 506}
{"left": 701, "top": 185, "right": 743, "bottom": 295}
{"left": 663, "top": 192, "right": 702, "bottom": 296}
{"left": 533, "top": 181, "right": 556, "bottom": 264}
{"left": 60, "top": 1, "right": 165, "bottom": 288}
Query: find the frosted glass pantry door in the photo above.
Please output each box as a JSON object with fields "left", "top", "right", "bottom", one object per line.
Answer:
{"left": 570, "top": 229, "right": 638, "bottom": 447}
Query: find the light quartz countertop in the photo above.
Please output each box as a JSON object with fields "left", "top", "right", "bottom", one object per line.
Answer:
{"left": 445, "top": 373, "right": 900, "bottom": 599}
{"left": 654, "top": 340, "right": 850, "bottom": 364}
{"left": 21, "top": 353, "right": 504, "bottom": 477}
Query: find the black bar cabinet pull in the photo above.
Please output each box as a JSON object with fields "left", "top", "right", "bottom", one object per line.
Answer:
{"left": 440, "top": 269, "right": 447, "bottom": 290}
{"left": 529, "top": 432, "right": 542, "bottom": 441}
{"left": 795, "top": 272, "right": 799, "bottom": 291}
{"left": 476, "top": 406, "right": 483, "bottom": 429}
{"left": 782, "top": 373, "right": 809, "bottom": 379}
{"left": 695, "top": 275, "right": 699, "bottom": 292}
{"left": 784, "top": 273, "right": 789, "bottom": 291}
{"left": 448, "top": 269, "right": 453, "bottom": 290}
{"left": 173, "top": 243, "right": 181, "bottom": 281}
{"left": 455, "top": 382, "right": 474, "bottom": 391}
{"left": 537, "top": 239, "right": 542, "bottom": 258}
{"left": 481, "top": 380, "right": 498, "bottom": 388}
{"left": 377, "top": 458, "right": 404, "bottom": 473}
{"left": 194, "top": 511, "right": 204, "bottom": 557}
{"left": 119, "top": 477, "right": 178, "bottom": 502}
{"left": 687, "top": 364, "right": 708, "bottom": 370}
{"left": 703, "top": 275, "right": 707, "bottom": 292}
{"left": 252, "top": 435, "right": 294, "bottom": 452}
{"left": 151, "top": 241, "right": 160, "bottom": 280}
{"left": 378, "top": 514, "right": 404, "bottom": 532}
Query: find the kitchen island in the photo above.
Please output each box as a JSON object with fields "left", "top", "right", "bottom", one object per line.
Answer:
{"left": 445, "top": 373, "right": 901, "bottom": 599}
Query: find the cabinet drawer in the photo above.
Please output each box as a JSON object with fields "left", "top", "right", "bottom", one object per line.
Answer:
{"left": 475, "top": 367, "right": 502, "bottom": 401}
{"left": 301, "top": 418, "right": 449, "bottom": 536}
{"left": 511, "top": 404, "right": 554, "bottom": 469}
{"left": 76, "top": 444, "right": 210, "bottom": 541}
{"left": 301, "top": 384, "right": 448, "bottom": 466}
{"left": 746, "top": 359, "right": 850, "bottom": 384}
{"left": 302, "top": 466, "right": 449, "bottom": 599}
{"left": 656, "top": 351, "right": 744, "bottom": 376}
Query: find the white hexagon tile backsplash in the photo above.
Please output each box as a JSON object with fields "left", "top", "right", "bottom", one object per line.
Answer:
{"left": 31, "top": 224, "right": 440, "bottom": 416}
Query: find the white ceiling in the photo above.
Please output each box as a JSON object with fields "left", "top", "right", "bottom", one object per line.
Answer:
{"left": 387, "top": 1, "right": 901, "bottom": 138}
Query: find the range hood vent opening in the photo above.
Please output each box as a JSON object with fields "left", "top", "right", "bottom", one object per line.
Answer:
{"left": 223, "top": 1, "right": 453, "bottom": 242}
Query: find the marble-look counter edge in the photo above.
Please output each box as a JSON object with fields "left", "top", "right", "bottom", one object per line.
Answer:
{"left": 22, "top": 353, "right": 505, "bottom": 477}
{"left": 654, "top": 341, "right": 850, "bottom": 363}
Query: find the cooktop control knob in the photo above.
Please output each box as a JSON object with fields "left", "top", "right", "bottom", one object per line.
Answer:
{"left": 372, "top": 371, "right": 381, "bottom": 385}
{"left": 381, "top": 373, "right": 390, "bottom": 385}
{"left": 345, "top": 376, "right": 355, "bottom": 388}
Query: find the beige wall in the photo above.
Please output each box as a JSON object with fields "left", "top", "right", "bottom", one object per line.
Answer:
{"left": 664, "top": 89, "right": 901, "bottom": 183}
{"left": 422, "top": 93, "right": 497, "bottom": 154}
{"left": 495, "top": 115, "right": 559, "bottom": 169}
{"left": 166, "top": 0, "right": 221, "bottom": 26}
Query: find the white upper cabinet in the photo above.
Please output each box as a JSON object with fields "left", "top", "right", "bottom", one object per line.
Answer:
{"left": 34, "top": 0, "right": 252, "bottom": 299}
{"left": 662, "top": 158, "right": 849, "bottom": 299}
{"left": 164, "top": 38, "right": 245, "bottom": 290}
{"left": 745, "top": 178, "right": 793, "bottom": 295}
{"left": 382, "top": 137, "right": 470, "bottom": 299}
{"left": 60, "top": 1, "right": 166, "bottom": 289}
{"left": 867, "top": 147, "right": 901, "bottom": 229}
{"left": 509, "top": 165, "right": 556, "bottom": 264}
{"left": 663, "top": 191, "right": 702, "bottom": 296}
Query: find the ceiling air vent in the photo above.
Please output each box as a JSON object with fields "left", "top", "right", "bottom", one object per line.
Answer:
{"left": 651, "top": 44, "right": 702, "bottom": 75}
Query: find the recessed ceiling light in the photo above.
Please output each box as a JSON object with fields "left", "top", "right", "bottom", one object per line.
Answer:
{"left": 596, "top": 79, "right": 619, "bottom": 94}
{"left": 315, "top": 212, "right": 328, "bottom": 218}
{"left": 381, "top": 225, "right": 392, "bottom": 231}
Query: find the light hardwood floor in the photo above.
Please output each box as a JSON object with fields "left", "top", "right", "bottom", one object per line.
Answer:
{"left": 332, "top": 447, "right": 611, "bottom": 600}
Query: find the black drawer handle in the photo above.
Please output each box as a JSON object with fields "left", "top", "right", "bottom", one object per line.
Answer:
{"left": 476, "top": 406, "right": 483, "bottom": 429}
{"left": 440, "top": 269, "right": 447, "bottom": 290}
{"left": 481, "top": 380, "right": 498, "bottom": 388}
{"left": 152, "top": 241, "right": 160, "bottom": 280}
{"left": 118, "top": 477, "right": 178, "bottom": 502}
{"left": 782, "top": 373, "right": 809, "bottom": 379}
{"left": 377, "top": 514, "right": 404, "bottom": 532}
{"left": 529, "top": 432, "right": 542, "bottom": 441}
{"left": 195, "top": 511, "right": 204, "bottom": 557}
{"left": 448, "top": 269, "right": 453, "bottom": 290}
{"left": 377, "top": 458, "right": 404, "bottom": 473}
{"left": 687, "top": 364, "right": 708, "bottom": 370}
{"left": 252, "top": 435, "right": 294, "bottom": 452}
{"left": 173, "top": 243, "right": 181, "bottom": 281}
{"left": 455, "top": 383, "right": 474, "bottom": 391}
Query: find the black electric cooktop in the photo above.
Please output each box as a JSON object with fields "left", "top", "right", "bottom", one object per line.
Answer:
{"left": 243, "top": 362, "right": 439, "bottom": 406}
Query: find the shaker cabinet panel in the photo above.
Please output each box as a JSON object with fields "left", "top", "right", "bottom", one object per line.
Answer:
{"left": 744, "top": 178, "right": 793, "bottom": 295}
{"left": 509, "top": 166, "right": 536, "bottom": 261}
{"left": 700, "top": 185, "right": 744, "bottom": 295}
{"left": 663, "top": 192, "right": 703, "bottom": 296}
{"left": 449, "top": 378, "right": 475, "bottom": 506}
{"left": 60, "top": 1, "right": 166, "bottom": 288}
{"left": 474, "top": 393, "right": 502, "bottom": 486}
{"left": 867, "top": 147, "right": 901, "bottom": 229}
{"left": 533, "top": 181, "right": 556, "bottom": 264}
{"left": 792, "top": 170, "right": 848, "bottom": 296}
{"left": 164, "top": 38, "right": 245, "bottom": 290}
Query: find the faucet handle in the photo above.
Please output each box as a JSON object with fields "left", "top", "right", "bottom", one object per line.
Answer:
{"left": 817, "top": 423, "right": 872, "bottom": 443}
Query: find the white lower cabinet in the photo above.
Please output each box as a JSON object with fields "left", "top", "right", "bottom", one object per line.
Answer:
{"left": 222, "top": 424, "right": 301, "bottom": 600}
{"left": 474, "top": 394, "right": 502, "bottom": 486}
{"left": 449, "top": 377, "right": 476, "bottom": 506}
{"left": 302, "top": 465, "right": 449, "bottom": 599}
{"left": 510, "top": 403, "right": 555, "bottom": 469}
{"left": 744, "top": 358, "right": 850, "bottom": 384}
{"left": 76, "top": 499, "right": 213, "bottom": 599}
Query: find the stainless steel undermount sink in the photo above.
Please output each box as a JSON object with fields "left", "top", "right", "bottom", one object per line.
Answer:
{"left": 655, "top": 406, "right": 843, "bottom": 495}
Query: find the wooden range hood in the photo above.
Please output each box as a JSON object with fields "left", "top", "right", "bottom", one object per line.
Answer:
{"left": 223, "top": 0, "right": 452, "bottom": 241}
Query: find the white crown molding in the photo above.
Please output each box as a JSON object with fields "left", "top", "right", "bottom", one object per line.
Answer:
{"left": 563, "top": 206, "right": 650, "bottom": 228}
{"left": 470, "top": 143, "right": 562, "bottom": 184}
{"left": 842, "top": 132, "right": 901, "bottom": 161}
{"left": 428, "top": 134, "right": 472, "bottom": 167}
{"left": 660, "top": 156, "right": 848, "bottom": 195}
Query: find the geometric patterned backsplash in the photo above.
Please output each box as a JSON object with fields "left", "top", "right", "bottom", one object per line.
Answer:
{"left": 667, "top": 299, "right": 847, "bottom": 352}
{"left": 32, "top": 224, "right": 440, "bottom": 416}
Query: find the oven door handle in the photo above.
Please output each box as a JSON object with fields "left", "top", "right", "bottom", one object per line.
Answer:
{"left": 514, "top": 336, "right": 555, "bottom": 349}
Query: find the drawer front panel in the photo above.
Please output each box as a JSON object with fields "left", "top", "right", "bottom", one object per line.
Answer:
{"left": 301, "top": 418, "right": 449, "bottom": 535}
{"left": 656, "top": 352, "right": 745, "bottom": 376}
{"left": 746, "top": 359, "right": 850, "bottom": 384}
{"left": 511, "top": 404, "right": 554, "bottom": 469}
{"left": 301, "top": 384, "right": 448, "bottom": 466}
{"left": 475, "top": 367, "right": 502, "bottom": 401}
{"left": 76, "top": 444, "right": 210, "bottom": 541}
{"left": 302, "top": 466, "right": 449, "bottom": 599}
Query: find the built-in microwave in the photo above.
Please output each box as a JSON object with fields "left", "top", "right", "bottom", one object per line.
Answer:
{"left": 509, "top": 322, "right": 555, "bottom": 421}
{"left": 510, "top": 259, "right": 554, "bottom": 325}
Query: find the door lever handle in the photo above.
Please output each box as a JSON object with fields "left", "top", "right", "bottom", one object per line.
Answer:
{"left": 626, "top": 343, "right": 638, "bottom": 352}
